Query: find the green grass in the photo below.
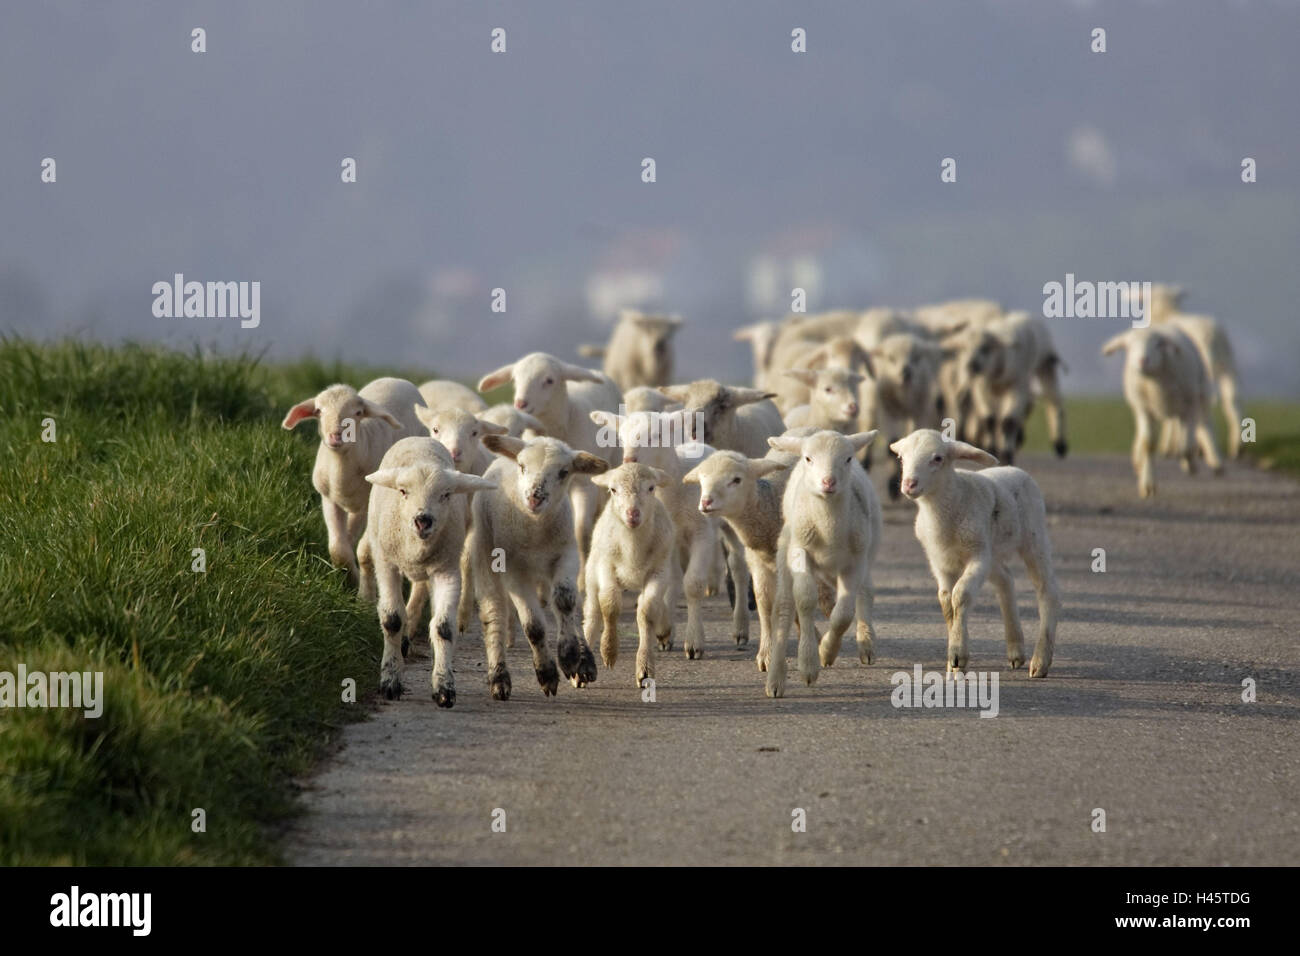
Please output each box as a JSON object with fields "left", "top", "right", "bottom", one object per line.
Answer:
{"left": 0, "top": 339, "right": 446, "bottom": 865}
{"left": 1021, "top": 395, "right": 1300, "bottom": 476}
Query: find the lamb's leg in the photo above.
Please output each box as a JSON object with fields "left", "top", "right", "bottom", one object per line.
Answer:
{"left": 636, "top": 574, "right": 672, "bottom": 688}
{"left": 1132, "top": 406, "right": 1157, "bottom": 498}
{"left": 552, "top": 546, "right": 596, "bottom": 688}
{"left": 323, "top": 498, "right": 359, "bottom": 587}
{"left": 1219, "top": 373, "right": 1242, "bottom": 459}
{"left": 1159, "top": 418, "right": 1179, "bottom": 458}
{"left": 1038, "top": 363, "right": 1068, "bottom": 458}
{"left": 475, "top": 544, "right": 512, "bottom": 701}
{"left": 428, "top": 570, "right": 460, "bottom": 708}
{"left": 455, "top": 544, "right": 474, "bottom": 634}
{"left": 948, "top": 556, "right": 989, "bottom": 674}
{"left": 1179, "top": 414, "right": 1198, "bottom": 474}
{"left": 682, "top": 531, "right": 713, "bottom": 660}
{"left": 720, "top": 524, "right": 751, "bottom": 646}
{"left": 356, "top": 533, "right": 376, "bottom": 603}
{"left": 818, "top": 575, "right": 856, "bottom": 669}
{"left": 1195, "top": 410, "right": 1223, "bottom": 474}
{"left": 374, "top": 560, "right": 406, "bottom": 699}
{"left": 405, "top": 580, "right": 430, "bottom": 652}
{"left": 854, "top": 566, "right": 877, "bottom": 665}
{"left": 793, "top": 569, "right": 821, "bottom": 686}
{"left": 988, "top": 562, "right": 1025, "bottom": 669}
{"left": 1020, "top": 547, "right": 1060, "bottom": 678}
{"left": 510, "top": 588, "right": 561, "bottom": 696}
{"left": 569, "top": 482, "right": 597, "bottom": 594}
{"left": 766, "top": 547, "right": 794, "bottom": 698}
{"left": 752, "top": 560, "right": 775, "bottom": 672}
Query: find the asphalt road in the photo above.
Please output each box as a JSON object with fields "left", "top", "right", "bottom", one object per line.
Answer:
{"left": 288, "top": 453, "right": 1300, "bottom": 865}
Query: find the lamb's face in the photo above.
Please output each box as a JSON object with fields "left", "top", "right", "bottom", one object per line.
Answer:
{"left": 509, "top": 354, "right": 566, "bottom": 417}
{"left": 873, "top": 336, "right": 932, "bottom": 396}
{"left": 313, "top": 386, "right": 369, "bottom": 452}
{"left": 509, "top": 437, "right": 608, "bottom": 516}
{"left": 809, "top": 368, "right": 863, "bottom": 427}
{"left": 418, "top": 408, "right": 503, "bottom": 472}
{"left": 795, "top": 431, "right": 858, "bottom": 499}
{"left": 686, "top": 451, "right": 751, "bottom": 517}
{"left": 619, "top": 410, "right": 689, "bottom": 462}
{"left": 890, "top": 430, "right": 950, "bottom": 499}
{"left": 368, "top": 465, "right": 469, "bottom": 541}
{"left": 628, "top": 314, "right": 679, "bottom": 374}
{"left": 593, "top": 463, "right": 666, "bottom": 530}
{"left": 665, "top": 381, "right": 728, "bottom": 444}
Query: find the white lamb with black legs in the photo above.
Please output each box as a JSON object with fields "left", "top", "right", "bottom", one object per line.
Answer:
{"left": 583, "top": 463, "right": 678, "bottom": 686}
{"left": 281, "top": 377, "right": 428, "bottom": 592}
{"left": 889, "top": 429, "right": 1060, "bottom": 678}
{"left": 362, "top": 437, "right": 496, "bottom": 705}
{"left": 1102, "top": 325, "right": 1221, "bottom": 498}
{"left": 467, "top": 435, "right": 607, "bottom": 700}
{"left": 766, "top": 430, "right": 882, "bottom": 698}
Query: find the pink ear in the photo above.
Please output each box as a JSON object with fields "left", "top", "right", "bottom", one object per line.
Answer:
{"left": 281, "top": 399, "right": 318, "bottom": 430}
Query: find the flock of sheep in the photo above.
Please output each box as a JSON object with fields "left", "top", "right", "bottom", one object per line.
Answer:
{"left": 281, "top": 286, "right": 1241, "bottom": 704}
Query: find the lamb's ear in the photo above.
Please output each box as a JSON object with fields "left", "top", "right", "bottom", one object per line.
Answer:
{"left": 591, "top": 472, "right": 613, "bottom": 489}
{"left": 413, "top": 403, "right": 435, "bottom": 425}
{"left": 281, "top": 398, "right": 318, "bottom": 430}
{"left": 658, "top": 384, "right": 692, "bottom": 404}
{"left": 590, "top": 409, "right": 623, "bottom": 430}
{"left": 364, "top": 468, "right": 401, "bottom": 489}
{"left": 750, "top": 458, "right": 790, "bottom": 477}
{"left": 728, "top": 386, "right": 777, "bottom": 407}
{"left": 887, "top": 438, "right": 906, "bottom": 458}
{"left": 476, "top": 418, "right": 508, "bottom": 436}
{"left": 648, "top": 467, "right": 672, "bottom": 486}
{"left": 448, "top": 473, "right": 498, "bottom": 495}
{"left": 1100, "top": 332, "right": 1129, "bottom": 357}
{"left": 560, "top": 361, "right": 605, "bottom": 383}
{"left": 681, "top": 464, "right": 703, "bottom": 485}
{"left": 767, "top": 436, "right": 802, "bottom": 455}
{"left": 572, "top": 451, "right": 610, "bottom": 475}
{"left": 477, "top": 362, "right": 516, "bottom": 392}
{"left": 515, "top": 411, "right": 546, "bottom": 436}
{"left": 482, "top": 434, "right": 526, "bottom": 460}
{"left": 848, "top": 430, "right": 879, "bottom": 453}
{"left": 360, "top": 398, "right": 400, "bottom": 428}
{"left": 950, "top": 441, "right": 999, "bottom": 467}
{"left": 783, "top": 368, "right": 817, "bottom": 387}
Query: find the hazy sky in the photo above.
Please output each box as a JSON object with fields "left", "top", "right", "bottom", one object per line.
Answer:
{"left": 3, "top": 1, "right": 1298, "bottom": 393}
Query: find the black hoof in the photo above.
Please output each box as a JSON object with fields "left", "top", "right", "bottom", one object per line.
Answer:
{"left": 556, "top": 640, "right": 582, "bottom": 679}
{"left": 536, "top": 661, "right": 560, "bottom": 696}
{"left": 574, "top": 645, "right": 597, "bottom": 687}
{"left": 1054, "top": 439, "right": 1068, "bottom": 459}
{"left": 380, "top": 677, "right": 402, "bottom": 700}
{"left": 489, "top": 663, "right": 512, "bottom": 701}
{"left": 433, "top": 685, "right": 456, "bottom": 708}
{"left": 401, "top": 636, "right": 410, "bottom": 658}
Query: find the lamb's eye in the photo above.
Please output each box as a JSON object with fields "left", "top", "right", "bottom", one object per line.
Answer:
{"left": 647, "top": 485, "right": 655, "bottom": 493}
{"left": 824, "top": 387, "right": 832, "bottom": 393}
{"left": 730, "top": 476, "right": 742, "bottom": 485}
{"left": 545, "top": 377, "right": 555, "bottom": 385}
{"left": 804, "top": 456, "right": 812, "bottom": 463}
{"left": 471, "top": 431, "right": 478, "bottom": 437}
{"left": 932, "top": 454, "right": 944, "bottom": 463}
{"left": 432, "top": 428, "right": 439, "bottom": 435}
{"left": 441, "top": 492, "right": 451, "bottom": 501}
{"left": 558, "top": 468, "right": 569, "bottom": 480}
{"left": 399, "top": 488, "right": 407, "bottom": 497}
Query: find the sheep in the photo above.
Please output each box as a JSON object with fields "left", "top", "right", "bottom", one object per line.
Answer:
{"left": 768, "top": 334, "right": 874, "bottom": 416}
{"left": 281, "top": 377, "right": 428, "bottom": 591}
{"left": 412, "top": 405, "right": 506, "bottom": 476}
{"left": 862, "top": 333, "right": 949, "bottom": 497}
{"left": 622, "top": 385, "right": 682, "bottom": 414}
{"left": 732, "top": 320, "right": 783, "bottom": 392}
{"left": 780, "top": 367, "right": 865, "bottom": 433}
{"left": 576, "top": 309, "right": 683, "bottom": 390}
{"left": 477, "top": 353, "right": 623, "bottom": 586}
{"left": 361, "top": 437, "right": 496, "bottom": 704}
{"left": 591, "top": 408, "right": 751, "bottom": 657}
{"left": 765, "top": 430, "right": 882, "bottom": 698}
{"left": 478, "top": 403, "right": 547, "bottom": 441}
{"left": 656, "top": 379, "right": 784, "bottom": 457}
{"left": 1101, "top": 325, "right": 1222, "bottom": 498}
{"left": 466, "top": 435, "right": 608, "bottom": 699}
{"left": 418, "top": 379, "right": 487, "bottom": 413}
{"left": 888, "top": 429, "right": 1060, "bottom": 677}
{"left": 583, "top": 463, "right": 678, "bottom": 686}
{"left": 1146, "top": 285, "right": 1243, "bottom": 459}
{"left": 960, "top": 311, "right": 1068, "bottom": 464}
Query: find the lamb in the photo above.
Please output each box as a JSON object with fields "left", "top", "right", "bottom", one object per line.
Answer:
{"left": 888, "top": 429, "right": 1060, "bottom": 677}
{"left": 281, "top": 377, "right": 428, "bottom": 591}
{"left": 413, "top": 405, "right": 506, "bottom": 476}
{"left": 418, "top": 379, "right": 487, "bottom": 413}
{"left": 479, "top": 404, "right": 547, "bottom": 440}
{"left": 477, "top": 353, "right": 623, "bottom": 585}
{"left": 961, "top": 310, "right": 1068, "bottom": 464}
{"left": 732, "top": 320, "right": 783, "bottom": 392}
{"left": 577, "top": 309, "right": 682, "bottom": 390}
{"left": 622, "top": 385, "right": 682, "bottom": 414}
{"left": 765, "top": 430, "right": 882, "bottom": 698}
{"left": 780, "top": 367, "right": 865, "bottom": 433}
{"left": 591, "top": 408, "right": 751, "bottom": 656}
{"left": 361, "top": 437, "right": 496, "bottom": 704}
{"left": 583, "top": 463, "right": 678, "bottom": 686}
{"left": 466, "top": 435, "right": 607, "bottom": 699}
{"left": 1145, "top": 284, "right": 1243, "bottom": 459}
{"left": 1101, "top": 325, "right": 1222, "bottom": 498}
{"left": 656, "top": 379, "right": 784, "bottom": 457}
{"left": 863, "top": 333, "right": 949, "bottom": 496}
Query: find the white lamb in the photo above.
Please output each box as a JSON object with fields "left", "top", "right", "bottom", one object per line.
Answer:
{"left": 479, "top": 403, "right": 547, "bottom": 440}
{"left": 889, "top": 429, "right": 1060, "bottom": 677}
{"left": 577, "top": 309, "right": 683, "bottom": 390}
{"left": 467, "top": 435, "right": 608, "bottom": 699}
{"left": 1101, "top": 325, "right": 1222, "bottom": 498}
{"left": 413, "top": 405, "right": 506, "bottom": 476}
{"left": 361, "top": 437, "right": 496, "bottom": 704}
{"left": 864, "top": 333, "right": 949, "bottom": 496}
{"left": 583, "top": 463, "right": 678, "bottom": 686}
{"left": 657, "top": 379, "right": 784, "bottom": 457}
{"left": 781, "top": 366, "right": 865, "bottom": 433}
{"left": 765, "top": 430, "right": 882, "bottom": 698}
{"left": 281, "top": 377, "right": 428, "bottom": 590}
{"left": 477, "top": 353, "right": 623, "bottom": 585}
{"left": 418, "top": 379, "right": 487, "bottom": 413}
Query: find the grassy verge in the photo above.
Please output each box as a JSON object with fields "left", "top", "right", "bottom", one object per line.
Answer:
{"left": 0, "top": 340, "right": 442, "bottom": 865}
